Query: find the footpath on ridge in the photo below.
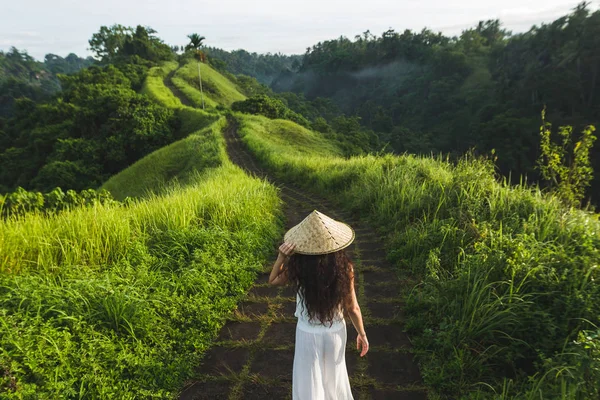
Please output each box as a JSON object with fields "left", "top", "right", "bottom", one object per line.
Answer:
{"left": 165, "top": 70, "right": 428, "bottom": 399}
{"left": 164, "top": 69, "right": 194, "bottom": 107}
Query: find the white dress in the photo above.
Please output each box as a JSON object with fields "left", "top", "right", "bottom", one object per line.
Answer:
{"left": 293, "top": 292, "right": 354, "bottom": 400}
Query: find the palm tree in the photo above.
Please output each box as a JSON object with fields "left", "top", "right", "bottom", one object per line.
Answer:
{"left": 186, "top": 33, "right": 206, "bottom": 109}
{"left": 185, "top": 34, "right": 205, "bottom": 51}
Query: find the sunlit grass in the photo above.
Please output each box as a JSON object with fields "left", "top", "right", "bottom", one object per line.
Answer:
{"left": 174, "top": 61, "right": 246, "bottom": 108}
{"left": 102, "top": 117, "right": 227, "bottom": 200}
{"left": 140, "top": 61, "right": 183, "bottom": 108}
{"left": 0, "top": 79, "right": 282, "bottom": 398}
{"left": 0, "top": 161, "right": 282, "bottom": 397}
{"left": 235, "top": 113, "right": 600, "bottom": 398}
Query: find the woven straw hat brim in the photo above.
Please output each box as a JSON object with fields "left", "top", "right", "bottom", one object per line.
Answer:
{"left": 283, "top": 210, "right": 355, "bottom": 255}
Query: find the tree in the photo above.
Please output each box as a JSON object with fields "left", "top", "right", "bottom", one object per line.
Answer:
{"left": 185, "top": 34, "right": 205, "bottom": 51}
{"left": 185, "top": 33, "right": 206, "bottom": 109}
{"left": 88, "top": 25, "right": 132, "bottom": 62}
{"left": 88, "top": 25, "right": 173, "bottom": 64}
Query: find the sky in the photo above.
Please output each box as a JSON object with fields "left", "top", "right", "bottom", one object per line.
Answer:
{"left": 1, "top": 0, "right": 597, "bottom": 61}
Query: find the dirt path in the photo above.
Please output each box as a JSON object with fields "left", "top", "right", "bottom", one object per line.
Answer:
{"left": 165, "top": 68, "right": 194, "bottom": 107}
{"left": 177, "top": 117, "right": 428, "bottom": 399}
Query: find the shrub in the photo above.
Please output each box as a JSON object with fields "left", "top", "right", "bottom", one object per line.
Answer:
{"left": 0, "top": 186, "right": 119, "bottom": 218}
{"left": 232, "top": 95, "right": 310, "bottom": 127}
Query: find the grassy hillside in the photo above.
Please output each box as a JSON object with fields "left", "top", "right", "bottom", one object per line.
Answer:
{"left": 238, "top": 113, "right": 342, "bottom": 159}
{"left": 102, "top": 117, "right": 226, "bottom": 200}
{"left": 140, "top": 61, "right": 183, "bottom": 108}
{"left": 172, "top": 61, "right": 246, "bottom": 108}
{"left": 3, "top": 40, "right": 598, "bottom": 399}
{"left": 0, "top": 63, "right": 283, "bottom": 398}
{"left": 235, "top": 113, "right": 600, "bottom": 398}
{"left": 105, "top": 63, "right": 225, "bottom": 200}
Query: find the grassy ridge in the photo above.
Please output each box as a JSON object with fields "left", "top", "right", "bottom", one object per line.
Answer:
{"left": 173, "top": 61, "right": 246, "bottom": 108}
{"left": 140, "top": 61, "right": 183, "bottom": 108}
{"left": 237, "top": 114, "right": 342, "bottom": 158}
{"left": 236, "top": 114, "right": 600, "bottom": 398}
{"left": 102, "top": 117, "right": 227, "bottom": 200}
{"left": 0, "top": 65, "right": 283, "bottom": 398}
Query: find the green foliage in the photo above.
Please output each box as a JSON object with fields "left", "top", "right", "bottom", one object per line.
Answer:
{"left": 88, "top": 25, "right": 174, "bottom": 64}
{"left": 0, "top": 29, "right": 285, "bottom": 399}
{"left": 0, "top": 64, "right": 177, "bottom": 192}
{"left": 271, "top": 3, "right": 600, "bottom": 201}
{"left": 232, "top": 94, "right": 310, "bottom": 127}
{"left": 102, "top": 117, "right": 226, "bottom": 200}
{"left": 0, "top": 115, "right": 282, "bottom": 397}
{"left": 239, "top": 89, "right": 377, "bottom": 156}
{"left": 236, "top": 113, "right": 600, "bottom": 398}
{"left": 329, "top": 115, "right": 380, "bottom": 156}
{"left": 537, "top": 108, "right": 597, "bottom": 207}
{"left": 234, "top": 74, "right": 273, "bottom": 97}
{"left": 0, "top": 48, "right": 90, "bottom": 118}
{"left": 274, "top": 91, "right": 341, "bottom": 121}
{"left": 44, "top": 53, "right": 95, "bottom": 75}
{"left": 0, "top": 187, "right": 118, "bottom": 218}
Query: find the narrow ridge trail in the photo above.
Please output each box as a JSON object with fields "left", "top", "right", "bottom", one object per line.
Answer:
{"left": 165, "top": 68, "right": 194, "bottom": 107}
{"left": 177, "top": 117, "right": 428, "bottom": 400}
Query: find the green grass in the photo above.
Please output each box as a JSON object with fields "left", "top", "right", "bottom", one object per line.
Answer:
{"left": 0, "top": 164, "right": 282, "bottom": 398}
{"left": 140, "top": 61, "right": 183, "bottom": 108}
{"left": 173, "top": 61, "right": 246, "bottom": 108}
{"left": 4, "top": 46, "right": 598, "bottom": 399}
{"left": 104, "top": 68, "right": 227, "bottom": 200}
{"left": 102, "top": 117, "right": 227, "bottom": 200}
{"left": 235, "top": 113, "right": 600, "bottom": 398}
{"left": 0, "top": 71, "right": 283, "bottom": 398}
{"left": 236, "top": 113, "right": 342, "bottom": 158}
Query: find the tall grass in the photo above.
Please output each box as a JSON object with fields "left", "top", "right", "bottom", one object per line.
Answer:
{"left": 236, "top": 113, "right": 600, "bottom": 398}
{"left": 0, "top": 164, "right": 282, "bottom": 398}
{"left": 0, "top": 72, "right": 282, "bottom": 397}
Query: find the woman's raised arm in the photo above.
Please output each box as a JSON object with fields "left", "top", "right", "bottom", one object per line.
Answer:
{"left": 268, "top": 242, "right": 295, "bottom": 286}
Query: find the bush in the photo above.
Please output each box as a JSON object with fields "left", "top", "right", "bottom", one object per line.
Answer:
{"left": 0, "top": 186, "right": 119, "bottom": 218}
{"left": 232, "top": 95, "right": 310, "bottom": 127}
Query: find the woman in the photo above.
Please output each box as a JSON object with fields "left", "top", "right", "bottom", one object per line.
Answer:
{"left": 268, "top": 210, "right": 369, "bottom": 400}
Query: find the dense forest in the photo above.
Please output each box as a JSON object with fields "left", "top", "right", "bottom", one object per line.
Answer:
{"left": 202, "top": 47, "right": 300, "bottom": 85}
{"left": 0, "top": 48, "right": 94, "bottom": 117}
{"left": 265, "top": 3, "right": 600, "bottom": 202}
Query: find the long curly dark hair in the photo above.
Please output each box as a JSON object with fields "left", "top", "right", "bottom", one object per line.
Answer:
{"left": 286, "top": 250, "right": 353, "bottom": 326}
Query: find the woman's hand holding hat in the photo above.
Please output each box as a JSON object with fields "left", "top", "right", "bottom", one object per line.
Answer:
{"left": 278, "top": 242, "right": 296, "bottom": 259}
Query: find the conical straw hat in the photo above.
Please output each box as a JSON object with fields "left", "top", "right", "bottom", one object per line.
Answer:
{"left": 284, "top": 210, "right": 355, "bottom": 255}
